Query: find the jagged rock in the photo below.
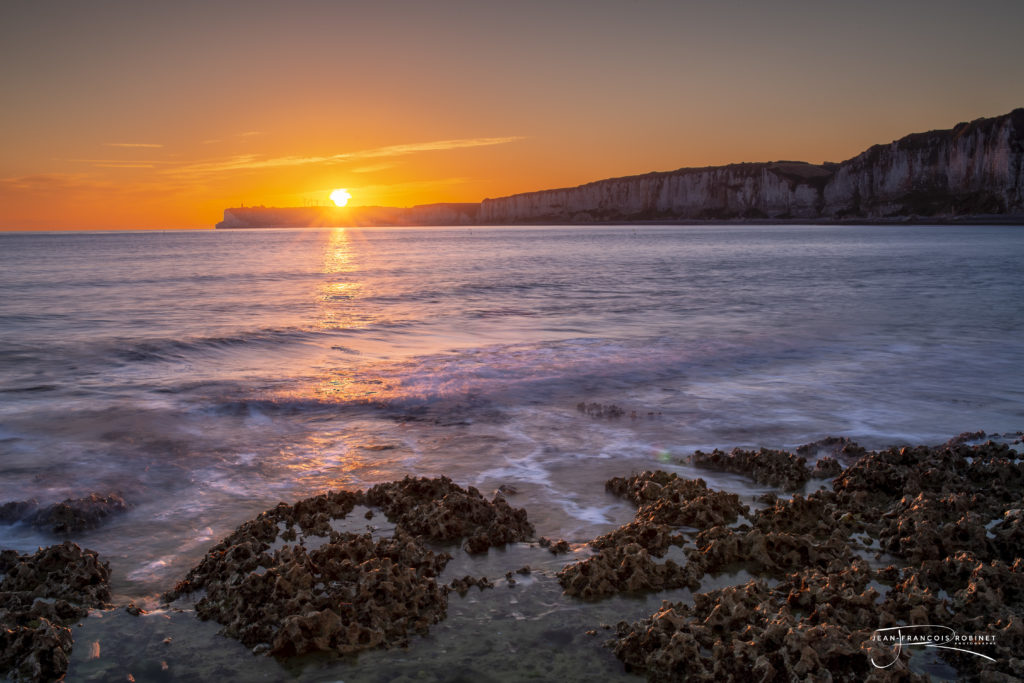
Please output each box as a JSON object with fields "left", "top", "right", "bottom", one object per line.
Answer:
{"left": 538, "top": 537, "right": 571, "bottom": 554}
{"left": 0, "top": 542, "right": 111, "bottom": 616}
{"left": 606, "top": 472, "right": 747, "bottom": 528}
{"left": 694, "top": 526, "right": 853, "bottom": 576}
{"left": 166, "top": 478, "right": 536, "bottom": 659}
{"left": 877, "top": 492, "right": 991, "bottom": 563}
{"left": 557, "top": 543, "right": 700, "bottom": 599}
{"left": 609, "top": 563, "right": 928, "bottom": 683}
{"left": 752, "top": 491, "right": 860, "bottom": 539}
{"left": 691, "top": 448, "right": 811, "bottom": 490}
{"left": 448, "top": 575, "right": 494, "bottom": 595}
{"left": 603, "top": 435, "right": 1024, "bottom": 680}
{"left": 591, "top": 520, "right": 684, "bottom": 557}
{"left": 365, "top": 476, "right": 533, "bottom": 553}
{"left": 0, "top": 542, "right": 111, "bottom": 681}
{"left": 0, "top": 618, "right": 73, "bottom": 683}
{"left": 171, "top": 529, "right": 449, "bottom": 657}
{"left": 811, "top": 457, "right": 843, "bottom": 478}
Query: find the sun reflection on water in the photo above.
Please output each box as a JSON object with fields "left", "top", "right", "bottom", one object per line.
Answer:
{"left": 315, "top": 228, "right": 376, "bottom": 331}
{"left": 272, "top": 228, "right": 407, "bottom": 406}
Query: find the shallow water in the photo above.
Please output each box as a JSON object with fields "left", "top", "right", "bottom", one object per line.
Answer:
{"left": 2, "top": 224, "right": 1023, "bottom": 679}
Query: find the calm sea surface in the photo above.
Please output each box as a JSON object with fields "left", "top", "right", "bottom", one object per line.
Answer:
{"left": 1, "top": 224, "right": 1023, "bottom": 680}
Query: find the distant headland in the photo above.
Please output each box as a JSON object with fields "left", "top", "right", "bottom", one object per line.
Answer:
{"left": 216, "top": 109, "right": 1024, "bottom": 228}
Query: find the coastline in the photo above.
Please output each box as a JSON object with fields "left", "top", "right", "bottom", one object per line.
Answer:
{"left": 215, "top": 214, "right": 1024, "bottom": 229}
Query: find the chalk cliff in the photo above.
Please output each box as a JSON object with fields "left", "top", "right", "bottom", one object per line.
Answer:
{"left": 479, "top": 109, "right": 1024, "bottom": 223}
{"left": 217, "top": 110, "right": 1024, "bottom": 228}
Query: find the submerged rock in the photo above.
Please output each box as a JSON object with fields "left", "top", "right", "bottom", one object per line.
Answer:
{"left": 796, "top": 436, "right": 856, "bottom": 458}
{"left": 448, "top": 575, "right": 494, "bottom": 595}
{"left": 0, "top": 493, "right": 129, "bottom": 535}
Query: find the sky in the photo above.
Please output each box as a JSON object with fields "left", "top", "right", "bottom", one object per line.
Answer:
{"left": 1, "top": 0, "right": 1022, "bottom": 229}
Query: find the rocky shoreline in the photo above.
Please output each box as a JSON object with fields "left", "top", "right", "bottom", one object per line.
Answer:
{"left": 2, "top": 432, "right": 1022, "bottom": 681}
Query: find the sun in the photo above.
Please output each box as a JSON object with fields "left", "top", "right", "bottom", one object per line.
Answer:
{"left": 329, "top": 188, "right": 351, "bottom": 207}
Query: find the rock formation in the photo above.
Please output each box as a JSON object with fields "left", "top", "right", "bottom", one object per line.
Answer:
{"left": 0, "top": 542, "right": 112, "bottom": 681}
{"left": 479, "top": 109, "right": 1024, "bottom": 223}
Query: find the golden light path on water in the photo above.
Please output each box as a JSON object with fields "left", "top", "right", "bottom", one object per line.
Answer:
{"left": 263, "top": 228, "right": 432, "bottom": 491}
{"left": 308, "top": 228, "right": 401, "bottom": 404}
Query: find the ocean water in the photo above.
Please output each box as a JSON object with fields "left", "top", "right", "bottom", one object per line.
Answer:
{"left": 1, "top": 224, "right": 1023, "bottom": 680}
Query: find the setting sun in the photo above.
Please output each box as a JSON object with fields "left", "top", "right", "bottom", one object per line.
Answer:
{"left": 330, "top": 188, "right": 351, "bottom": 207}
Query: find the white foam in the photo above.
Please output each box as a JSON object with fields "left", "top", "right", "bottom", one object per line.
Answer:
{"left": 125, "top": 557, "right": 172, "bottom": 583}
{"left": 558, "top": 500, "right": 617, "bottom": 525}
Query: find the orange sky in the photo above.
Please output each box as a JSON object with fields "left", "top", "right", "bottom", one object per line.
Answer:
{"left": 2, "top": 1, "right": 1023, "bottom": 229}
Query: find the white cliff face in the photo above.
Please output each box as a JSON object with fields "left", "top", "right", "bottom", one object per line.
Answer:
{"left": 480, "top": 109, "right": 1024, "bottom": 223}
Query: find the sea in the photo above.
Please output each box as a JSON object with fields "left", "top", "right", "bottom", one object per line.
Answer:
{"left": 1, "top": 224, "right": 1022, "bottom": 681}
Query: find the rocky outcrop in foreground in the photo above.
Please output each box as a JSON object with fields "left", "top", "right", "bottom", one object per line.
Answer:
{"left": 164, "top": 477, "right": 533, "bottom": 657}
{"left": 7, "top": 434, "right": 1018, "bottom": 680}
{"left": 578, "top": 438, "right": 1024, "bottom": 681}
{"left": 480, "top": 109, "right": 1024, "bottom": 223}
{"left": 0, "top": 542, "right": 111, "bottom": 681}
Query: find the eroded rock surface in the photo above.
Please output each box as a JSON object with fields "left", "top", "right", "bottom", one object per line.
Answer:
{"left": 610, "top": 562, "right": 921, "bottom": 683}
{"left": 691, "top": 447, "right": 811, "bottom": 489}
{"left": 365, "top": 476, "right": 534, "bottom": 553}
{"left": 557, "top": 472, "right": 744, "bottom": 598}
{"left": 167, "top": 477, "right": 535, "bottom": 658}
{"left": 603, "top": 438, "right": 1024, "bottom": 681}
{"left": 0, "top": 541, "right": 111, "bottom": 681}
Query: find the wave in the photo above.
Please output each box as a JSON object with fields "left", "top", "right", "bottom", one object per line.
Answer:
{"left": 111, "top": 327, "right": 318, "bottom": 364}
{"left": 196, "top": 335, "right": 772, "bottom": 421}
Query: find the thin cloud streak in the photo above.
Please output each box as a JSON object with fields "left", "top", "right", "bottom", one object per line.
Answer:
{"left": 106, "top": 143, "right": 164, "bottom": 148}
{"left": 165, "top": 136, "right": 524, "bottom": 178}
{"left": 68, "top": 158, "right": 174, "bottom": 166}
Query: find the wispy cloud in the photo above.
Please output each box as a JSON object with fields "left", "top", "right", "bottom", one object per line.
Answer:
{"left": 68, "top": 158, "right": 174, "bottom": 169}
{"left": 354, "top": 137, "right": 524, "bottom": 159}
{"left": 106, "top": 142, "right": 163, "bottom": 148}
{"left": 352, "top": 162, "right": 396, "bottom": 174}
{"left": 165, "top": 136, "right": 524, "bottom": 178}
{"left": 0, "top": 173, "right": 114, "bottom": 195}
{"left": 237, "top": 131, "right": 265, "bottom": 138}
